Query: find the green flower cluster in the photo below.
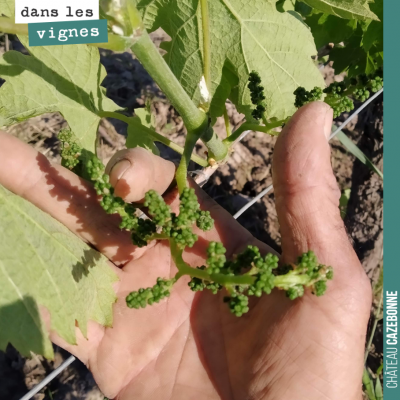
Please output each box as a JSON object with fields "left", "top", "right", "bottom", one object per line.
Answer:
{"left": 59, "top": 130, "right": 334, "bottom": 318}
{"left": 126, "top": 278, "right": 176, "bottom": 308}
{"left": 144, "top": 189, "right": 171, "bottom": 226}
{"left": 187, "top": 243, "right": 332, "bottom": 317}
{"left": 323, "top": 82, "right": 355, "bottom": 118}
{"left": 353, "top": 88, "right": 370, "bottom": 102}
{"left": 144, "top": 187, "right": 214, "bottom": 249}
{"left": 226, "top": 294, "right": 249, "bottom": 317}
{"left": 58, "top": 131, "right": 213, "bottom": 250}
{"left": 293, "top": 86, "right": 323, "bottom": 108}
{"left": 206, "top": 242, "right": 226, "bottom": 274}
{"left": 130, "top": 218, "right": 157, "bottom": 248}
{"left": 187, "top": 265, "right": 223, "bottom": 294}
{"left": 58, "top": 131, "right": 150, "bottom": 245}
{"left": 293, "top": 71, "right": 383, "bottom": 119}
{"left": 59, "top": 130, "right": 81, "bottom": 170}
{"left": 196, "top": 210, "right": 213, "bottom": 231}
{"left": 248, "top": 71, "right": 267, "bottom": 120}
{"left": 357, "top": 72, "right": 383, "bottom": 93}
{"left": 274, "top": 251, "right": 333, "bottom": 299}
{"left": 369, "top": 76, "right": 383, "bottom": 93}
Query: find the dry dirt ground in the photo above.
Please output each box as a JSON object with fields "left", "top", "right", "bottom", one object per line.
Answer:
{"left": 0, "top": 32, "right": 383, "bottom": 400}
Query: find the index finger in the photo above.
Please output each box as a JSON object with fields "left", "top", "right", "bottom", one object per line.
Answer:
{"left": 0, "top": 131, "right": 139, "bottom": 264}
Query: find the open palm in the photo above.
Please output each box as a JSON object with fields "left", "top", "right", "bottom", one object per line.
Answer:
{"left": 0, "top": 103, "right": 371, "bottom": 400}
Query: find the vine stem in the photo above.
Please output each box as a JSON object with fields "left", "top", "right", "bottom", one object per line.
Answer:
{"left": 98, "top": 111, "right": 208, "bottom": 167}
{"left": 126, "top": 10, "right": 227, "bottom": 189}
{"left": 273, "top": 273, "right": 311, "bottom": 288}
{"left": 201, "top": 124, "right": 229, "bottom": 162}
{"left": 223, "top": 120, "right": 284, "bottom": 145}
{"left": 170, "top": 240, "right": 254, "bottom": 285}
{"left": 175, "top": 120, "right": 209, "bottom": 193}
{"left": 130, "top": 31, "right": 207, "bottom": 135}
{"left": 200, "top": 0, "right": 211, "bottom": 102}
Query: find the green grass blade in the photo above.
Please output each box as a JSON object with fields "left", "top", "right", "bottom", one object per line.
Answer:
{"left": 339, "top": 188, "right": 351, "bottom": 218}
{"left": 363, "top": 368, "right": 377, "bottom": 400}
{"left": 335, "top": 130, "right": 383, "bottom": 179}
{"left": 375, "top": 376, "right": 383, "bottom": 400}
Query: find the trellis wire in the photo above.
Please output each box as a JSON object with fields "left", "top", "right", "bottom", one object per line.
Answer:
{"left": 234, "top": 88, "right": 383, "bottom": 221}
{"left": 233, "top": 185, "right": 274, "bottom": 219}
{"left": 20, "top": 355, "right": 76, "bottom": 400}
{"left": 329, "top": 88, "right": 383, "bottom": 140}
{"left": 20, "top": 88, "right": 383, "bottom": 400}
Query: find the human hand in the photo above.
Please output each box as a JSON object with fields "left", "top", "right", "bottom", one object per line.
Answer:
{"left": 0, "top": 102, "right": 372, "bottom": 400}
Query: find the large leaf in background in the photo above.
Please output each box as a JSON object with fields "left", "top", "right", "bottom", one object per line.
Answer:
{"left": 136, "top": 0, "right": 324, "bottom": 121}
{"left": 329, "top": 23, "right": 382, "bottom": 76}
{"left": 362, "top": 0, "right": 383, "bottom": 52}
{"left": 300, "top": 0, "right": 378, "bottom": 20}
{"left": 0, "top": 185, "right": 118, "bottom": 359}
{"left": 315, "top": 0, "right": 383, "bottom": 76}
{"left": 305, "top": 13, "right": 357, "bottom": 49}
{"left": 0, "top": 0, "right": 13, "bottom": 17}
{"left": 0, "top": 37, "right": 119, "bottom": 152}
{"left": 363, "top": 19, "right": 382, "bottom": 52}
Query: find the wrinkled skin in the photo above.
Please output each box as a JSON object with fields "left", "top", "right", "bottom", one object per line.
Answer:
{"left": 0, "top": 103, "right": 372, "bottom": 400}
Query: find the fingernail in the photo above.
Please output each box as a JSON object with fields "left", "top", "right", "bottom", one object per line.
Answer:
{"left": 324, "top": 107, "right": 334, "bottom": 140}
{"left": 109, "top": 159, "right": 131, "bottom": 186}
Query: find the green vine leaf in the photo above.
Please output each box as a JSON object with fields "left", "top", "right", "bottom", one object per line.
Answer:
{"left": 0, "top": 0, "right": 14, "bottom": 17}
{"left": 305, "top": 13, "right": 357, "bottom": 49}
{"left": 0, "top": 185, "right": 118, "bottom": 359}
{"left": 329, "top": 17, "right": 382, "bottom": 76}
{"left": 0, "top": 37, "right": 120, "bottom": 152}
{"left": 276, "top": 0, "right": 296, "bottom": 12}
{"left": 136, "top": 0, "right": 324, "bottom": 120}
{"left": 300, "top": 0, "right": 378, "bottom": 21}
{"left": 362, "top": 0, "right": 382, "bottom": 51}
{"left": 312, "top": 0, "right": 383, "bottom": 76}
{"left": 127, "top": 108, "right": 160, "bottom": 155}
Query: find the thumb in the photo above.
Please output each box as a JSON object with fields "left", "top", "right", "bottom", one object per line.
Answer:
{"left": 272, "top": 102, "right": 362, "bottom": 279}
{"left": 105, "top": 147, "right": 176, "bottom": 202}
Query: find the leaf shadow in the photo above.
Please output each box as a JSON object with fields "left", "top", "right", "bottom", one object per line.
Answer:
{"left": 72, "top": 248, "right": 102, "bottom": 283}
{"left": 35, "top": 152, "right": 136, "bottom": 267}
{"left": 0, "top": 296, "right": 47, "bottom": 358}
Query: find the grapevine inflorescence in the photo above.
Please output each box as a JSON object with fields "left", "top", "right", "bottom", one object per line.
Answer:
{"left": 293, "top": 70, "right": 383, "bottom": 118}
{"left": 248, "top": 69, "right": 383, "bottom": 128}
{"left": 323, "top": 81, "right": 355, "bottom": 118}
{"left": 188, "top": 245, "right": 333, "bottom": 316}
{"left": 293, "top": 86, "right": 324, "bottom": 109}
{"left": 59, "top": 130, "right": 82, "bottom": 170}
{"left": 126, "top": 277, "right": 176, "bottom": 309}
{"left": 59, "top": 131, "right": 334, "bottom": 317}
{"left": 248, "top": 71, "right": 267, "bottom": 120}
